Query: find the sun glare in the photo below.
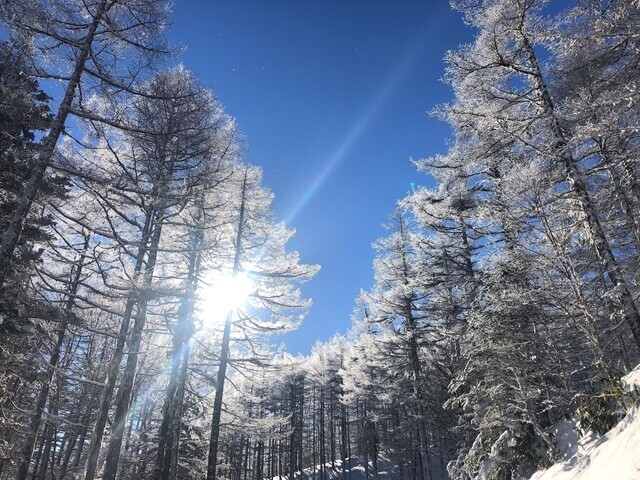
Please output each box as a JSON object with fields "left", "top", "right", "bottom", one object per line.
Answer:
{"left": 199, "top": 271, "right": 253, "bottom": 325}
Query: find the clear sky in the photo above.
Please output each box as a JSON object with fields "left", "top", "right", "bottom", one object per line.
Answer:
{"left": 166, "top": 1, "right": 473, "bottom": 354}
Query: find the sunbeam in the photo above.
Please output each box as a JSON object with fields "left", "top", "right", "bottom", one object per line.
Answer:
{"left": 284, "top": 37, "right": 429, "bottom": 224}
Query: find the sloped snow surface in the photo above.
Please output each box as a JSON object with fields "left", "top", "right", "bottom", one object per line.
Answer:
{"left": 272, "top": 456, "right": 400, "bottom": 480}
{"left": 531, "top": 365, "right": 640, "bottom": 480}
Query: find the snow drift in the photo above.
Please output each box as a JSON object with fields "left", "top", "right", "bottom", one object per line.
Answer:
{"left": 271, "top": 456, "right": 399, "bottom": 480}
{"left": 531, "top": 365, "right": 640, "bottom": 480}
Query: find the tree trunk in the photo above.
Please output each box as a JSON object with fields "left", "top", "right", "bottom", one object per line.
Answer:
{"left": 16, "top": 234, "right": 90, "bottom": 480}
{"left": 399, "top": 217, "right": 431, "bottom": 480}
{"left": 340, "top": 405, "right": 347, "bottom": 480}
{"left": 520, "top": 33, "right": 640, "bottom": 348}
{"left": 155, "top": 199, "right": 204, "bottom": 479}
{"left": 206, "top": 172, "right": 248, "bottom": 480}
{"left": 168, "top": 349, "right": 190, "bottom": 478}
{"left": 206, "top": 309, "right": 233, "bottom": 480}
{"left": 84, "top": 207, "right": 156, "bottom": 480}
{"left": 103, "top": 217, "right": 165, "bottom": 480}
{"left": 35, "top": 393, "right": 58, "bottom": 480}
{"left": 0, "top": 0, "right": 108, "bottom": 288}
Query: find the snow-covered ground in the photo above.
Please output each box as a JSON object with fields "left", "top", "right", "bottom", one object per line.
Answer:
{"left": 531, "top": 365, "right": 640, "bottom": 480}
{"left": 272, "top": 456, "right": 400, "bottom": 480}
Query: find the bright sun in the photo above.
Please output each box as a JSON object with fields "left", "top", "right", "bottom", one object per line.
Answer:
{"left": 198, "top": 271, "right": 253, "bottom": 325}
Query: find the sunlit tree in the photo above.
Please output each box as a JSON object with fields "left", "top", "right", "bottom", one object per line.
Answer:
{"left": 0, "top": 0, "right": 170, "bottom": 288}
{"left": 205, "top": 165, "right": 319, "bottom": 480}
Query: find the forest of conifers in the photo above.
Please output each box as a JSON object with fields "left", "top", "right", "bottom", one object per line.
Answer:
{"left": 0, "top": 0, "right": 639, "bottom": 479}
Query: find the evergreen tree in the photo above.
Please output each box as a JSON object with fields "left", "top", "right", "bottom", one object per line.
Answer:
{"left": 0, "top": 40, "right": 67, "bottom": 326}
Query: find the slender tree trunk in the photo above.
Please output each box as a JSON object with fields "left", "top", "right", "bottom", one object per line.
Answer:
{"left": 0, "top": 0, "right": 109, "bottom": 288}
{"left": 398, "top": 217, "right": 431, "bottom": 480}
{"left": 243, "top": 437, "right": 250, "bottom": 480}
{"left": 101, "top": 324, "right": 145, "bottom": 480}
{"left": 319, "top": 387, "right": 325, "bottom": 480}
{"left": 267, "top": 438, "right": 272, "bottom": 480}
{"left": 298, "top": 383, "right": 304, "bottom": 473}
{"left": 206, "top": 309, "right": 234, "bottom": 480}
{"left": 155, "top": 336, "right": 186, "bottom": 478}
{"left": 521, "top": 33, "right": 640, "bottom": 348}
{"left": 312, "top": 385, "right": 316, "bottom": 480}
{"left": 132, "top": 404, "right": 151, "bottom": 480}
{"left": 362, "top": 403, "right": 368, "bottom": 480}
{"left": 256, "top": 441, "right": 264, "bottom": 480}
{"left": 16, "top": 235, "right": 90, "bottom": 480}
{"left": 206, "top": 172, "right": 248, "bottom": 480}
{"left": 341, "top": 404, "right": 347, "bottom": 480}
{"left": 70, "top": 342, "right": 108, "bottom": 477}
{"left": 289, "top": 386, "right": 295, "bottom": 476}
{"left": 277, "top": 437, "right": 281, "bottom": 479}
{"left": 35, "top": 389, "right": 58, "bottom": 480}
{"left": 406, "top": 316, "right": 431, "bottom": 480}
{"left": 72, "top": 421, "right": 89, "bottom": 472}
{"left": 103, "top": 217, "right": 164, "bottom": 480}
{"left": 58, "top": 385, "right": 94, "bottom": 479}
{"left": 168, "top": 346, "right": 190, "bottom": 477}
{"left": 329, "top": 396, "right": 335, "bottom": 469}
{"left": 155, "top": 202, "right": 204, "bottom": 479}
{"left": 84, "top": 208, "right": 156, "bottom": 480}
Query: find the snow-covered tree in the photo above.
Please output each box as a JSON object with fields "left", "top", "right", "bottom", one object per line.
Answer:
{"left": 205, "top": 165, "right": 319, "bottom": 479}
{"left": 0, "top": 0, "right": 170, "bottom": 288}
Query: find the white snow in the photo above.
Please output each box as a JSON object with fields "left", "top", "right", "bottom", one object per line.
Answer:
{"left": 550, "top": 417, "right": 580, "bottom": 460}
{"left": 271, "top": 456, "right": 399, "bottom": 480}
{"left": 530, "top": 365, "right": 640, "bottom": 480}
{"left": 623, "top": 363, "right": 640, "bottom": 392}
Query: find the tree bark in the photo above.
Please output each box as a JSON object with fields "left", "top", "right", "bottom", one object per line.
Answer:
{"left": 16, "top": 234, "right": 90, "bottom": 480}
{"left": 206, "top": 172, "right": 248, "bottom": 480}
{"left": 84, "top": 207, "right": 156, "bottom": 480}
{"left": 102, "top": 217, "right": 164, "bottom": 480}
{"left": 0, "top": 0, "right": 108, "bottom": 289}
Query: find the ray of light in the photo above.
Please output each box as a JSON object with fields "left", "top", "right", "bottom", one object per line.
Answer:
{"left": 284, "top": 37, "right": 429, "bottom": 225}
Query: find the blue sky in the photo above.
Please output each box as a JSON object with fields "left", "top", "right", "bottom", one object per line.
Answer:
{"left": 167, "top": 1, "right": 473, "bottom": 354}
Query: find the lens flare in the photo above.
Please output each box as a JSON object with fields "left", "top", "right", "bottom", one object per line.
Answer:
{"left": 284, "top": 37, "right": 428, "bottom": 225}
{"left": 198, "top": 271, "right": 252, "bottom": 325}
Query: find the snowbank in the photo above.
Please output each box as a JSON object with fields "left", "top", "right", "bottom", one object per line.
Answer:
{"left": 271, "top": 456, "right": 399, "bottom": 480}
{"left": 531, "top": 365, "right": 640, "bottom": 480}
